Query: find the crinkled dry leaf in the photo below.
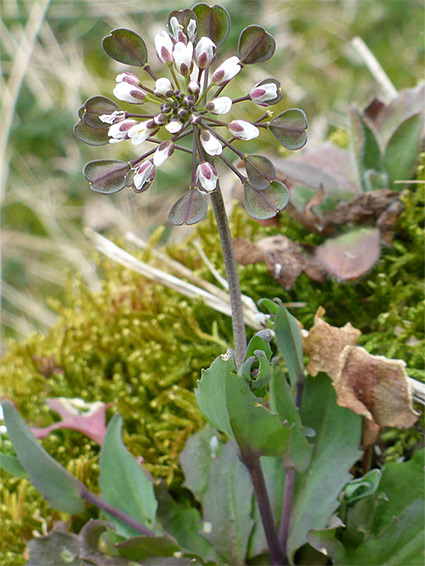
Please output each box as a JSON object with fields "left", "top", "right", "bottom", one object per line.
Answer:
{"left": 303, "top": 309, "right": 419, "bottom": 436}
{"left": 233, "top": 238, "right": 264, "bottom": 265}
{"left": 304, "top": 307, "right": 361, "bottom": 380}
{"left": 335, "top": 346, "right": 419, "bottom": 429}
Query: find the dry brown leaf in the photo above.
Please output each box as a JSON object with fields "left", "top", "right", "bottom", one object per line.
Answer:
{"left": 304, "top": 306, "right": 361, "bottom": 379}
{"left": 303, "top": 308, "right": 420, "bottom": 436}
{"left": 335, "top": 346, "right": 419, "bottom": 429}
{"left": 233, "top": 237, "right": 265, "bottom": 265}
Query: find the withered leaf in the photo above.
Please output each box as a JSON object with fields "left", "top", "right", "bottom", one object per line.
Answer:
{"left": 303, "top": 308, "right": 419, "bottom": 435}
{"left": 335, "top": 346, "right": 419, "bottom": 429}
{"left": 304, "top": 306, "right": 361, "bottom": 380}
{"left": 233, "top": 237, "right": 265, "bottom": 265}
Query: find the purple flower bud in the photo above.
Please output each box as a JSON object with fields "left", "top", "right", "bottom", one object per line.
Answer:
{"left": 113, "top": 82, "right": 147, "bottom": 104}
{"left": 206, "top": 96, "right": 232, "bottom": 115}
{"left": 196, "top": 162, "right": 218, "bottom": 192}
{"left": 108, "top": 119, "right": 136, "bottom": 143}
{"left": 154, "top": 77, "right": 174, "bottom": 97}
{"left": 200, "top": 130, "right": 223, "bottom": 156}
{"left": 211, "top": 56, "right": 241, "bottom": 85}
{"left": 173, "top": 41, "right": 193, "bottom": 76}
{"left": 155, "top": 31, "right": 174, "bottom": 64}
{"left": 229, "top": 120, "right": 259, "bottom": 140}
{"left": 134, "top": 160, "right": 155, "bottom": 192}
{"left": 195, "top": 37, "right": 216, "bottom": 70}
{"left": 153, "top": 140, "right": 175, "bottom": 166}
{"left": 154, "top": 113, "right": 167, "bottom": 126}
{"left": 116, "top": 72, "right": 141, "bottom": 86}
{"left": 250, "top": 82, "right": 279, "bottom": 105}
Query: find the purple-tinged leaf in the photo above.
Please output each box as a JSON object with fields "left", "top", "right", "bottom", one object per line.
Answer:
{"left": 102, "top": 28, "right": 148, "bottom": 67}
{"left": 74, "top": 120, "right": 109, "bottom": 146}
{"left": 27, "top": 531, "right": 80, "bottom": 566}
{"left": 168, "top": 189, "right": 208, "bottom": 226}
{"left": 193, "top": 3, "right": 230, "bottom": 48}
{"left": 244, "top": 154, "right": 275, "bottom": 190}
{"left": 244, "top": 180, "right": 289, "bottom": 220}
{"left": 269, "top": 108, "right": 308, "bottom": 150}
{"left": 84, "top": 159, "right": 131, "bottom": 194}
{"left": 238, "top": 25, "right": 275, "bottom": 64}
{"left": 316, "top": 227, "right": 381, "bottom": 280}
{"left": 31, "top": 397, "right": 111, "bottom": 445}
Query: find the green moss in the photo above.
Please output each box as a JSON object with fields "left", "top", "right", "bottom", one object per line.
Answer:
{"left": 1, "top": 178, "right": 423, "bottom": 563}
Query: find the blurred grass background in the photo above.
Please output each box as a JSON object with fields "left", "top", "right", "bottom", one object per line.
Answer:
{"left": 1, "top": 0, "right": 424, "bottom": 349}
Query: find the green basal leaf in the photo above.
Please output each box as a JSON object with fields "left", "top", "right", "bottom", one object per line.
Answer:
{"left": 269, "top": 109, "right": 308, "bottom": 150}
{"left": 286, "top": 375, "right": 362, "bottom": 563}
{"left": 350, "top": 107, "right": 383, "bottom": 191}
{"left": 155, "top": 484, "right": 220, "bottom": 562}
{"left": 193, "top": 3, "right": 230, "bottom": 48}
{"left": 116, "top": 535, "right": 180, "bottom": 561}
{"left": 27, "top": 531, "right": 80, "bottom": 566}
{"left": 383, "top": 113, "right": 423, "bottom": 190}
{"left": 244, "top": 330, "right": 272, "bottom": 361}
{"left": 180, "top": 424, "right": 222, "bottom": 504}
{"left": 244, "top": 154, "right": 276, "bottom": 190}
{"left": 100, "top": 415, "right": 158, "bottom": 537}
{"left": 1, "top": 401, "right": 85, "bottom": 514}
{"left": 168, "top": 189, "right": 208, "bottom": 226}
{"left": 270, "top": 368, "right": 312, "bottom": 472}
{"left": 78, "top": 520, "right": 131, "bottom": 566}
{"left": 202, "top": 441, "right": 254, "bottom": 566}
{"left": 83, "top": 160, "right": 131, "bottom": 195}
{"left": 244, "top": 180, "right": 289, "bottom": 220}
{"left": 102, "top": 28, "right": 148, "bottom": 66}
{"left": 258, "top": 297, "right": 279, "bottom": 315}
{"left": 73, "top": 119, "right": 109, "bottom": 146}
{"left": 274, "top": 305, "right": 304, "bottom": 389}
{"left": 238, "top": 25, "right": 276, "bottom": 64}
{"left": 195, "top": 354, "right": 292, "bottom": 457}
{"left": 340, "top": 469, "right": 381, "bottom": 504}
{"left": 0, "top": 451, "right": 29, "bottom": 478}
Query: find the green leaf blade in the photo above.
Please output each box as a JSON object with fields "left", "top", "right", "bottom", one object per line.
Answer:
{"left": 100, "top": 414, "right": 158, "bottom": 537}
{"left": 2, "top": 401, "right": 85, "bottom": 514}
{"left": 274, "top": 305, "right": 304, "bottom": 389}
{"left": 102, "top": 28, "right": 148, "bottom": 66}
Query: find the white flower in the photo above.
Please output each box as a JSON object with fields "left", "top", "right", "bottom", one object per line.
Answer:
{"left": 188, "top": 81, "right": 200, "bottom": 96}
{"left": 113, "top": 82, "right": 146, "bottom": 104}
{"left": 187, "top": 19, "right": 197, "bottom": 41}
{"left": 128, "top": 121, "right": 152, "bottom": 145}
{"left": 116, "top": 72, "right": 140, "bottom": 86}
{"left": 195, "top": 37, "right": 216, "bottom": 69}
{"left": 200, "top": 130, "right": 222, "bottom": 156}
{"left": 197, "top": 162, "right": 218, "bottom": 192}
{"left": 108, "top": 119, "right": 136, "bottom": 143}
{"left": 173, "top": 41, "right": 193, "bottom": 76}
{"left": 134, "top": 160, "right": 155, "bottom": 192}
{"left": 155, "top": 31, "right": 174, "bottom": 64}
{"left": 169, "top": 16, "right": 182, "bottom": 41}
{"left": 206, "top": 96, "right": 232, "bottom": 115}
{"left": 153, "top": 141, "right": 175, "bottom": 166}
{"left": 154, "top": 77, "right": 173, "bottom": 96}
{"left": 211, "top": 56, "right": 241, "bottom": 84}
{"left": 250, "top": 82, "right": 278, "bottom": 104}
{"left": 165, "top": 119, "right": 183, "bottom": 133}
{"left": 228, "top": 120, "right": 259, "bottom": 140}
{"left": 99, "top": 110, "right": 125, "bottom": 124}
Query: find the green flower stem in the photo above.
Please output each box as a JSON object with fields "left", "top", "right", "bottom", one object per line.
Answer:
{"left": 81, "top": 485, "right": 156, "bottom": 537}
{"left": 241, "top": 451, "right": 285, "bottom": 566}
{"left": 210, "top": 184, "right": 246, "bottom": 367}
